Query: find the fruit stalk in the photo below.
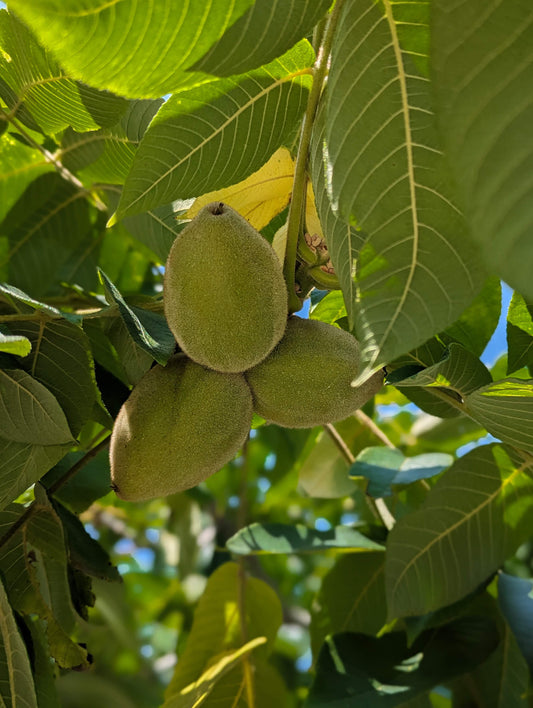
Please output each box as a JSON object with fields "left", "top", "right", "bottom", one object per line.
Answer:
{"left": 283, "top": 0, "right": 347, "bottom": 312}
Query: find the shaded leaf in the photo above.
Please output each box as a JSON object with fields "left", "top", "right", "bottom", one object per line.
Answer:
{"left": 227, "top": 522, "right": 383, "bottom": 555}
{"left": 0, "top": 438, "right": 67, "bottom": 511}
{"left": 311, "top": 552, "right": 387, "bottom": 658}
{"left": 114, "top": 44, "right": 313, "bottom": 220}
{"left": 386, "top": 444, "right": 533, "bottom": 618}
{"left": 60, "top": 99, "right": 163, "bottom": 184}
{"left": 24, "top": 617, "right": 59, "bottom": 708}
{"left": 308, "top": 618, "right": 499, "bottom": 707}
{"left": 0, "top": 173, "right": 93, "bottom": 297}
{"left": 0, "top": 10, "right": 127, "bottom": 133}
{"left": 326, "top": 0, "right": 483, "bottom": 376}
{"left": 10, "top": 319, "right": 98, "bottom": 436}
{"left": 0, "top": 367, "right": 74, "bottom": 445}
{"left": 98, "top": 269, "right": 174, "bottom": 366}
{"left": 0, "top": 133, "right": 52, "bottom": 225}
{"left": 507, "top": 292, "right": 533, "bottom": 374}
{"left": 0, "top": 577, "right": 38, "bottom": 708}
{"left": 8, "top": 0, "right": 254, "bottom": 98}
{"left": 0, "top": 282, "right": 81, "bottom": 324}
{"left": 465, "top": 378, "right": 533, "bottom": 454}
{"left": 431, "top": 0, "right": 533, "bottom": 300}
{"left": 193, "top": 0, "right": 331, "bottom": 76}
{"left": 498, "top": 572, "right": 533, "bottom": 673}
{"left": 349, "top": 448, "right": 452, "bottom": 498}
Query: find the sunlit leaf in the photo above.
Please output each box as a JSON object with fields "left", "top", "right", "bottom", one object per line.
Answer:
{"left": 8, "top": 0, "right": 255, "bottom": 98}
{"left": 113, "top": 43, "right": 313, "bottom": 220}
{"left": 386, "top": 444, "right": 533, "bottom": 618}
{"left": 0, "top": 329, "right": 31, "bottom": 356}
{"left": 0, "top": 10, "right": 127, "bottom": 132}
{"left": 506, "top": 292, "right": 533, "bottom": 374}
{"left": 193, "top": 0, "right": 331, "bottom": 76}
{"left": 227, "top": 522, "right": 383, "bottom": 555}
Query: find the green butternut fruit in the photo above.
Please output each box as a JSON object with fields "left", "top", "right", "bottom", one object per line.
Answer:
{"left": 164, "top": 202, "right": 288, "bottom": 373}
{"left": 110, "top": 356, "right": 253, "bottom": 501}
{"left": 245, "top": 317, "right": 384, "bottom": 428}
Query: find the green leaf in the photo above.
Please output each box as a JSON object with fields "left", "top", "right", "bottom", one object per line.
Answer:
{"left": 0, "top": 173, "right": 93, "bottom": 297}
{"left": 385, "top": 444, "right": 533, "bottom": 618}
{"left": 507, "top": 292, "right": 533, "bottom": 374}
{"left": 41, "top": 447, "right": 111, "bottom": 514}
{"left": 498, "top": 572, "right": 533, "bottom": 673}
{"left": 113, "top": 43, "right": 313, "bottom": 220}
{"left": 0, "top": 500, "right": 89, "bottom": 669}
{"left": 163, "top": 638, "right": 267, "bottom": 708}
{"left": 0, "top": 330, "right": 31, "bottom": 356}
{"left": 8, "top": 0, "right": 255, "bottom": 98}
{"left": 0, "top": 367, "right": 74, "bottom": 445}
{"left": 0, "top": 438, "right": 67, "bottom": 511}
{"left": 98, "top": 268, "right": 175, "bottom": 366}
{"left": 309, "top": 291, "right": 348, "bottom": 326}
{"left": 227, "top": 522, "right": 383, "bottom": 555}
{"left": 325, "top": 0, "right": 483, "bottom": 375}
{"left": 308, "top": 618, "right": 499, "bottom": 707}
{"left": 309, "top": 96, "right": 366, "bottom": 330}
{"left": 192, "top": 0, "right": 331, "bottom": 76}
{"left": 60, "top": 99, "right": 163, "bottom": 184}
{"left": 349, "top": 448, "right": 452, "bottom": 498}
{"left": 0, "top": 133, "right": 52, "bottom": 225}
{"left": 311, "top": 552, "right": 387, "bottom": 658}
{"left": 0, "top": 282, "right": 82, "bottom": 324}
{"left": 9, "top": 319, "right": 97, "bottom": 436}
{"left": 52, "top": 500, "right": 120, "bottom": 582}
{"left": 0, "top": 577, "right": 38, "bottom": 708}
{"left": 465, "top": 379, "right": 533, "bottom": 454}
{"left": 431, "top": 0, "right": 533, "bottom": 301}
{"left": 0, "top": 10, "right": 127, "bottom": 133}
{"left": 25, "top": 617, "right": 60, "bottom": 708}
{"left": 165, "top": 562, "right": 282, "bottom": 701}
{"left": 440, "top": 277, "right": 502, "bottom": 359}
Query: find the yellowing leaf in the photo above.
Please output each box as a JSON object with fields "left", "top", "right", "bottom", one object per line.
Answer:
{"left": 185, "top": 149, "right": 294, "bottom": 230}
{"left": 305, "top": 182, "right": 324, "bottom": 240}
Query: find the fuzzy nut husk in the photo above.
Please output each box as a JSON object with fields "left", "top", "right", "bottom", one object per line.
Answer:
{"left": 110, "top": 356, "right": 253, "bottom": 501}
{"left": 245, "top": 317, "right": 384, "bottom": 428}
{"left": 164, "top": 202, "right": 288, "bottom": 373}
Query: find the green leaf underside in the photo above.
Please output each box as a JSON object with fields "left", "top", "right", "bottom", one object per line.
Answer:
{"left": 227, "top": 522, "right": 383, "bottom": 555}
{"left": 326, "top": 0, "right": 483, "bottom": 376}
{"left": 10, "top": 319, "right": 97, "bottom": 436}
{"left": 193, "top": 0, "right": 331, "bottom": 77}
{"left": 8, "top": 0, "right": 255, "bottom": 98}
{"left": 310, "top": 98, "right": 366, "bottom": 330}
{"left": 98, "top": 268, "right": 175, "bottom": 365}
{"left": 165, "top": 562, "right": 282, "bottom": 702}
{"left": 0, "top": 577, "right": 38, "bottom": 708}
{"left": 0, "top": 282, "right": 82, "bottom": 323}
{"left": 349, "top": 448, "right": 452, "bottom": 498}
{"left": 0, "top": 174, "right": 93, "bottom": 298}
{"left": 0, "top": 501, "right": 88, "bottom": 669}
{"left": 311, "top": 552, "right": 387, "bottom": 658}
{"left": 465, "top": 378, "right": 533, "bottom": 454}
{"left": 114, "top": 43, "right": 313, "bottom": 220}
{"left": 308, "top": 619, "right": 499, "bottom": 707}
{"left": 385, "top": 444, "right": 533, "bottom": 618}
{"left": 498, "top": 572, "right": 533, "bottom": 674}
{"left": 0, "top": 10, "right": 128, "bottom": 133}
{"left": 0, "top": 367, "right": 73, "bottom": 445}
{"left": 432, "top": 0, "right": 533, "bottom": 301}
{"left": 507, "top": 292, "right": 533, "bottom": 374}
{"left": 0, "top": 439, "right": 67, "bottom": 511}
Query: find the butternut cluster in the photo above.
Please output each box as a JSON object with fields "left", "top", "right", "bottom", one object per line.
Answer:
{"left": 110, "top": 203, "right": 383, "bottom": 501}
